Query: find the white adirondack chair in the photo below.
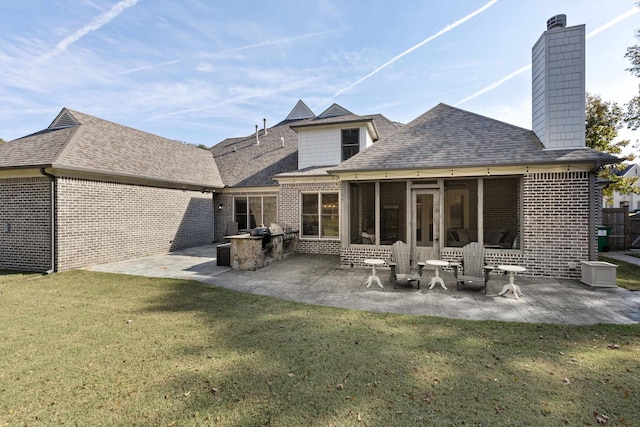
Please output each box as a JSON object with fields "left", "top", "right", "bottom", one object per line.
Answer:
{"left": 452, "top": 242, "right": 493, "bottom": 293}
{"left": 388, "top": 241, "right": 422, "bottom": 289}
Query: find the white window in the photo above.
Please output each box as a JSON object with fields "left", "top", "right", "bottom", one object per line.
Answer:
{"left": 302, "top": 193, "right": 339, "bottom": 238}
{"left": 234, "top": 196, "right": 277, "bottom": 230}
{"left": 341, "top": 128, "right": 360, "bottom": 161}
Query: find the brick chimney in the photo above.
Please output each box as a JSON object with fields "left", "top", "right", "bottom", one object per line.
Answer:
{"left": 532, "top": 15, "right": 586, "bottom": 149}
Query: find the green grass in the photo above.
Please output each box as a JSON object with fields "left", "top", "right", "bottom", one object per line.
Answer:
{"left": 599, "top": 256, "right": 640, "bottom": 291}
{"left": 1, "top": 270, "right": 639, "bottom": 426}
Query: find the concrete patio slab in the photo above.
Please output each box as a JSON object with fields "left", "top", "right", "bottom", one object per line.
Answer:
{"left": 88, "top": 244, "right": 640, "bottom": 325}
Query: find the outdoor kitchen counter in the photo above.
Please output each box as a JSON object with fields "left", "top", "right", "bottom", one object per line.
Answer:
{"left": 228, "top": 234, "right": 264, "bottom": 271}
{"left": 228, "top": 232, "right": 299, "bottom": 270}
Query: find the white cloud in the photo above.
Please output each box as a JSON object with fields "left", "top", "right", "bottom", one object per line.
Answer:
{"left": 196, "top": 63, "right": 213, "bottom": 72}
{"left": 35, "top": 0, "right": 141, "bottom": 64}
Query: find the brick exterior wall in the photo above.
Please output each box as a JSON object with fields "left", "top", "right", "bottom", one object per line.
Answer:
{"left": 279, "top": 181, "right": 341, "bottom": 254}
{"left": 521, "top": 172, "right": 590, "bottom": 277}
{"left": 54, "top": 177, "right": 213, "bottom": 271}
{"left": 2, "top": 171, "right": 592, "bottom": 277}
{"left": 0, "top": 177, "right": 52, "bottom": 272}
{"left": 214, "top": 193, "right": 235, "bottom": 241}
{"left": 341, "top": 246, "right": 391, "bottom": 268}
{"left": 1, "top": 176, "right": 214, "bottom": 273}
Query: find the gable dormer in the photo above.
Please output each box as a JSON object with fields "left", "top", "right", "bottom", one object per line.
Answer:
{"left": 290, "top": 104, "right": 379, "bottom": 169}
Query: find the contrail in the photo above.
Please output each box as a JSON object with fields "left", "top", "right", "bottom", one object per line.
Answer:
{"left": 315, "top": 0, "right": 499, "bottom": 109}
{"left": 585, "top": 7, "right": 639, "bottom": 39}
{"left": 35, "top": 0, "right": 141, "bottom": 64}
{"left": 454, "top": 6, "right": 640, "bottom": 107}
{"left": 118, "top": 29, "right": 341, "bottom": 75}
{"left": 455, "top": 64, "right": 532, "bottom": 107}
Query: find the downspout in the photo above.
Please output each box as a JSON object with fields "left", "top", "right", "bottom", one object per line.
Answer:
{"left": 588, "top": 162, "right": 602, "bottom": 261}
{"left": 39, "top": 168, "right": 56, "bottom": 274}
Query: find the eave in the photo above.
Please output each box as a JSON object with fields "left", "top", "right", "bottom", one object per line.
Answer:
{"left": 327, "top": 162, "right": 604, "bottom": 181}
{"left": 290, "top": 119, "right": 379, "bottom": 141}
{"left": 0, "top": 165, "right": 222, "bottom": 192}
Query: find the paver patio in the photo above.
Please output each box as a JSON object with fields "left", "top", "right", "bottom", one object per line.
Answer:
{"left": 88, "top": 244, "right": 640, "bottom": 325}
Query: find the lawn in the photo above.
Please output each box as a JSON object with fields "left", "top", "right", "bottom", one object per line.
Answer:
{"left": 1, "top": 270, "right": 639, "bottom": 426}
{"left": 599, "top": 256, "right": 640, "bottom": 291}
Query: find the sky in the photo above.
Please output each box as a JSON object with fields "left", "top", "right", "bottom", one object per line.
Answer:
{"left": 0, "top": 0, "right": 638, "bottom": 156}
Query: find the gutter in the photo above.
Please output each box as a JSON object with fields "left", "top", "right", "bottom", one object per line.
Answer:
{"left": 39, "top": 168, "right": 56, "bottom": 274}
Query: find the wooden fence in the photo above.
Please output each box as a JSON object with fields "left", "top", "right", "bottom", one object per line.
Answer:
{"left": 631, "top": 216, "right": 640, "bottom": 248}
{"left": 602, "top": 207, "right": 632, "bottom": 250}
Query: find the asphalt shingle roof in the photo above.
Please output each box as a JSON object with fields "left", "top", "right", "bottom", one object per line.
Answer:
{"left": 331, "top": 103, "right": 620, "bottom": 172}
{"left": 0, "top": 108, "right": 223, "bottom": 188}
{"left": 211, "top": 111, "right": 402, "bottom": 186}
{"left": 210, "top": 120, "right": 304, "bottom": 187}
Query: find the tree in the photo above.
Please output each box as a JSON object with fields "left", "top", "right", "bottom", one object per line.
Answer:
{"left": 585, "top": 93, "right": 638, "bottom": 203}
{"left": 624, "top": 29, "right": 640, "bottom": 130}
{"left": 0, "top": 137, "right": 5, "bottom": 144}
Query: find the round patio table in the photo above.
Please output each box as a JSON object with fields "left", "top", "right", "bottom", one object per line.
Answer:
{"left": 425, "top": 260, "right": 449, "bottom": 290}
{"left": 497, "top": 265, "right": 526, "bottom": 299}
{"left": 364, "top": 259, "right": 385, "bottom": 289}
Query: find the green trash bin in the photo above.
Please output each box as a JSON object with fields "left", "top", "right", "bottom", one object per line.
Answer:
{"left": 597, "top": 226, "right": 611, "bottom": 252}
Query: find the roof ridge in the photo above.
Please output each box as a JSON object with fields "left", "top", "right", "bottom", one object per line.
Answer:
{"left": 434, "top": 103, "right": 534, "bottom": 132}
{"left": 48, "top": 108, "right": 81, "bottom": 165}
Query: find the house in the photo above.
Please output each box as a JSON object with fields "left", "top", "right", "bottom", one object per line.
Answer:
{"left": 0, "top": 109, "right": 223, "bottom": 272}
{"left": 603, "top": 163, "right": 640, "bottom": 211}
{"left": 212, "top": 15, "right": 619, "bottom": 278}
{"left": 0, "top": 15, "right": 621, "bottom": 278}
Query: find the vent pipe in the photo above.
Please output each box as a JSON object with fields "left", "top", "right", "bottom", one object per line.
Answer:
{"left": 281, "top": 136, "right": 284, "bottom": 148}
{"left": 546, "top": 14, "right": 566, "bottom": 30}
{"left": 255, "top": 125, "right": 260, "bottom": 145}
{"left": 263, "top": 118, "right": 267, "bottom": 135}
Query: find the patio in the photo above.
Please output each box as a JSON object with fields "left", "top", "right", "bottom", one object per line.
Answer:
{"left": 88, "top": 244, "right": 640, "bottom": 325}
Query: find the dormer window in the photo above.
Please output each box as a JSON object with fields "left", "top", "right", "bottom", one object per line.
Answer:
{"left": 341, "top": 128, "right": 360, "bottom": 161}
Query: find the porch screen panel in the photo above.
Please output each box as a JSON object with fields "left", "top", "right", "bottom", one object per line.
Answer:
{"left": 444, "top": 179, "right": 477, "bottom": 247}
{"left": 321, "top": 194, "right": 339, "bottom": 237}
{"left": 483, "top": 177, "right": 521, "bottom": 249}
{"left": 349, "top": 183, "right": 375, "bottom": 244}
{"left": 380, "top": 182, "right": 406, "bottom": 244}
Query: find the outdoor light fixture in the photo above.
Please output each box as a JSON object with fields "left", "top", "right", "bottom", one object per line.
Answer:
{"left": 218, "top": 203, "right": 223, "bottom": 211}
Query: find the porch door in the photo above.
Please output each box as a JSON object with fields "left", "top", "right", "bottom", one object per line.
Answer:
{"left": 412, "top": 190, "right": 440, "bottom": 262}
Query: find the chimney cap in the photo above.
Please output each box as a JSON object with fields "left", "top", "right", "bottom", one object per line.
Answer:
{"left": 547, "top": 14, "right": 566, "bottom": 30}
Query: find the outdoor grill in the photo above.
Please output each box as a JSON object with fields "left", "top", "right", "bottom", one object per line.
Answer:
{"left": 276, "top": 222, "right": 296, "bottom": 242}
